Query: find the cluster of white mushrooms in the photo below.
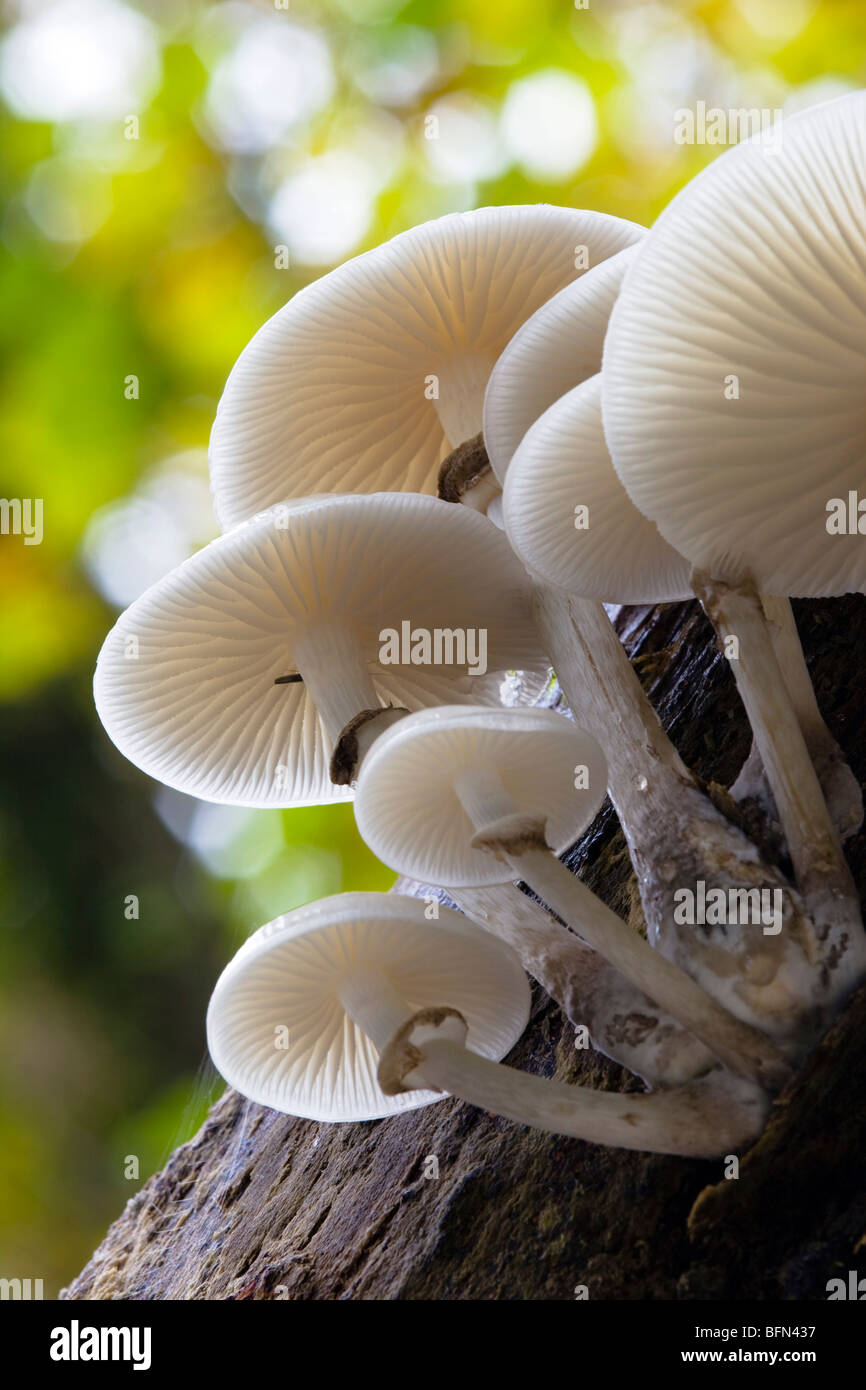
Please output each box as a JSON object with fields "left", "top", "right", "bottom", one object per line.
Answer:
{"left": 95, "top": 92, "right": 866, "bottom": 1160}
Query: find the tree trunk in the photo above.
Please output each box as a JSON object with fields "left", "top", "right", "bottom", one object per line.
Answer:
{"left": 62, "top": 597, "right": 866, "bottom": 1301}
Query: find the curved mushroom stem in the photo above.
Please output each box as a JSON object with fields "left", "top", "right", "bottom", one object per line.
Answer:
{"left": 732, "top": 597, "right": 863, "bottom": 842}
{"left": 447, "top": 881, "right": 717, "bottom": 1088}
{"left": 452, "top": 766, "right": 793, "bottom": 1091}
{"left": 531, "top": 584, "right": 821, "bottom": 1039}
{"left": 378, "top": 1008, "right": 769, "bottom": 1159}
{"left": 694, "top": 574, "right": 866, "bottom": 1010}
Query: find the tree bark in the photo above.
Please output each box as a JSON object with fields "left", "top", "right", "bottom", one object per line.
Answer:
{"left": 62, "top": 597, "right": 866, "bottom": 1301}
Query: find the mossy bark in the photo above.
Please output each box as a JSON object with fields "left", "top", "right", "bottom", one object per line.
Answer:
{"left": 62, "top": 597, "right": 866, "bottom": 1301}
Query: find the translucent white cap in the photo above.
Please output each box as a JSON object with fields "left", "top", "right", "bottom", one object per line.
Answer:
{"left": 210, "top": 205, "right": 644, "bottom": 527}
{"left": 355, "top": 705, "right": 608, "bottom": 887}
{"left": 206, "top": 892, "right": 531, "bottom": 1121}
{"left": 94, "top": 493, "right": 547, "bottom": 807}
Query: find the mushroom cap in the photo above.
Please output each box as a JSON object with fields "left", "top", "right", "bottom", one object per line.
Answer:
{"left": 355, "top": 705, "right": 608, "bottom": 887}
{"left": 94, "top": 493, "right": 547, "bottom": 809}
{"left": 484, "top": 242, "right": 643, "bottom": 483}
{"left": 206, "top": 891, "right": 531, "bottom": 1121}
{"left": 503, "top": 375, "right": 691, "bottom": 603}
{"left": 210, "top": 205, "right": 645, "bottom": 528}
{"left": 602, "top": 91, "right": 866, "bottom": 598}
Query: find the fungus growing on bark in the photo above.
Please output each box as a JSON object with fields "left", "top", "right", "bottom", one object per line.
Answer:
{"left": 207, "top": 892, "right": 769, "bottom": 1157}
{"left": 457, "top": 273, "right": 820, "bottom": 1036}
{"left": 91, "top": 104, "right": 866, "bottom": 1179}
{"left": 204, "top": 203, "right": 801, "bottom": 1005}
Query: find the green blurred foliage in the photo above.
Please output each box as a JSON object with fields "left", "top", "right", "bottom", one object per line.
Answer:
{"left": 0, "top": 0, "right": 864, "bottom": 1293}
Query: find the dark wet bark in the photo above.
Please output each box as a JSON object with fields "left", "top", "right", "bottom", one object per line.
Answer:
{"left": 62, "top": 596, "right": 866, "bottom": 1301}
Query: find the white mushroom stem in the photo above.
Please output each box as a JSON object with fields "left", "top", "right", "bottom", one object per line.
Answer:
{"left": 433, "top": 353, "right": 496, "bottom": 449}
{"left": 433, "top": 355, "right": 504, "bottom": 517}
{"left": 763, "top": 597, "right": 837, "bottom": 753}
{"left": 460, "top": 470, "right": 502, "bottom": 515}
{"left": 409, "top": 1045, "right": 765, "bottom": 1155}
{"left": 293, "top": 623, "right": 380, "bottom": 743}
{"left": 452, "top": 765, "right": 792, "bottom": 1091}
{"left": 338, "top": 968, "right": 414, "bottom": 1051}
{"left": 696, "top": 582, "right": 836, "bottom": 888}
{"left": 759, "top": 596, "right": 862, "bottom": 840}
{"left": 694, "top": 576, "right": 866, "bottom": 1005}
{"left": 531, "top": 586, "right": 702, "bottom": 820}
{"left": 376, "top": 1007, "right": 769, "bottom": 1158}
{"left": 453, "top": 764, "right": 516, "bottom": 824}
{"left": 507, "top": 845, "right": 791, "bottom": 1087}
{"left": 447, "top": 881, "right": 717, "bottom": 1087}
{"left": 530, "top": 585, "right": 819, "bottom": 1036}
{"left": 350, "top": 707, "right": 409, "bottom": 768}
{"left": 731, "top": 597, "right": 862, "bottom": 839}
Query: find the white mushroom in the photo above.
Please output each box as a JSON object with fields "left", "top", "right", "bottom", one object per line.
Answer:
{"left": 209, "top": 206, "right": 644, "bottom": 525}
{"left": 207, "top": 891, "right": 769, "bottom": 1157}
{"left": 206, "top": 893, "right": 530, "bottom": 1120}
{"left": 94, "top": 493, "right": 545, "bottom": 807}
{"left": 602, "top": 91, "right": 866, "bottom": 1005}
{"left": 603, "top": 92, "right": 866, "bottom": 601}
{"left": 355, "top": 706, "right": 794, "bottom": 1089}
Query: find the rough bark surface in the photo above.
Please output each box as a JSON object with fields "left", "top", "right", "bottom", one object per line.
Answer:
{"left": 63, "top": 597, "right": 866, "bottom": 1301}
